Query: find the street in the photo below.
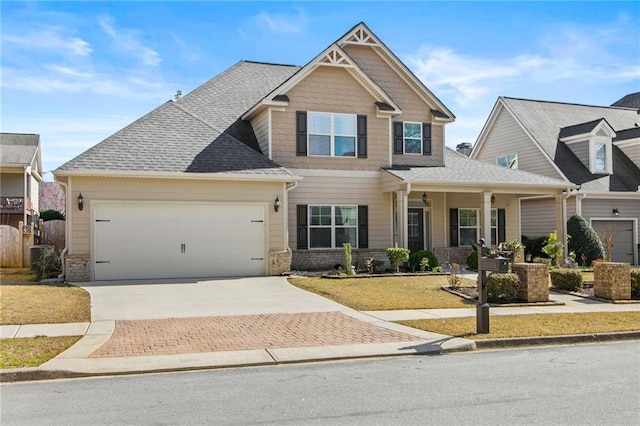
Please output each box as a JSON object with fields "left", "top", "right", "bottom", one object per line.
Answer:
{"left": 2, "top": 342, "right": 639, "bottom": 425}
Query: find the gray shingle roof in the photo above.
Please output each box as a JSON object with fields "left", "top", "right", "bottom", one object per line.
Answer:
{"left": 0, "top": 133, "right": 39, "bottom": 165}
{"left": 612, "top": 92, "right": 640, "bottom": 109}
{"left": 57, "top": 61, "right": 300, "bottom": 177}
{"left": 558, "top": 118, "right": 610, "bottom": 139}
{"left": 501, "top": 97, "right": 640, "bottom": 192}
{"left": 385, "top": 148, "right": 571, "bottom": 189}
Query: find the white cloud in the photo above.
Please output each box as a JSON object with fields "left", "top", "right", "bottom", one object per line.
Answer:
{"left": 98, "top": 17, "right": 162, "bottom": 67}
{"left": 2, "top": 26, "right": 92, "bottom": 57}
{"left": 252, "top": 10, "right": 306, "bottom": 35}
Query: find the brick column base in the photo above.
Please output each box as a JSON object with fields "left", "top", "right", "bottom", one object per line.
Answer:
{"left": 269, "top": 250, "right": 292, "bottom": 276}
{"left": 594, "top": 262, "right": 631, "bottom": 301}
{"left": 513, "top": 263, "right": 549, "bottom": 302}
{"left": 65, "top": 254, "right": 91, "bottom": 282}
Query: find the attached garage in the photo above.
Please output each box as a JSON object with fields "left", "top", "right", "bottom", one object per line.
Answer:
{"left": 93, "top": 203, "right": 266, "bottom": 280}
{"left": 591, "top": 219, "right": 635, "bottom": 264}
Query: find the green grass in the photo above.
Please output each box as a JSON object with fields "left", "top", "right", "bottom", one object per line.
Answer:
{"left": 288, "top": 275, "right": 475, "bottom": 310}
{"left": 0, "top": 336, "right": 82, "bottom": 368}
{"left": 398, "top": 311, "right": 640, "bottom": 340}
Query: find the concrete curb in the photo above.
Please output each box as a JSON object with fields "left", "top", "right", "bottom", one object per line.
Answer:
{"left": 473, "top": 331, "right": 640, "bottom": 350}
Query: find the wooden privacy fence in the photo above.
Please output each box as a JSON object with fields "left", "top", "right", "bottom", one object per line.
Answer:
{"left": 42, "top": 220, "right": 65, "bottom": 253}
{"left": 0, "top": 225, "right": 22, "bottom": 267}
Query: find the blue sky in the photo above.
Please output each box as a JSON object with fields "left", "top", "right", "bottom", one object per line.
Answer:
{"left": 2, "top": 1, "right": 639, "bottom": 179}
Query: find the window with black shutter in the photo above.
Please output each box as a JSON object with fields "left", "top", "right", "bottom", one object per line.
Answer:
{"left": 357, "top": 115, "right": 367, "bottom": 158}
{"left": 297, "top": 204, "right": 308, "bottom": 249}
{"left": 422, "top": 123, "right": 432, "bottom": 155}
{"left": 358, "top": 205, "right": 368, "bottom": 248}
{"left": 296, "top": 111, "right": 307, "bottom": 156}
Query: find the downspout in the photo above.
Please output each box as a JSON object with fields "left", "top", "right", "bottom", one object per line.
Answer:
{"left": 23, "top": 165, "right": 28, "bottom": 228}
{"left": 55, "top": 177, "right": 69, "bottom": 280}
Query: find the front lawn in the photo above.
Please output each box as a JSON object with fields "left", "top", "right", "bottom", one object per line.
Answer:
{"left": 0, "top": 336, "right": 82, "bottom": 368}
{"left": 398, "top": 311, "right": 640, "bottom": 340}
{"left": 288, "top": 275, "right": 475, "bottom": 310}
{"left": 0, "top": 268, "right": 91, "bottom": 325}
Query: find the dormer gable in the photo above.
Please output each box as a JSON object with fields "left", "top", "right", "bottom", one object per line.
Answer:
{"left": 559, "top": 118, "right": 615, "bottom": 174}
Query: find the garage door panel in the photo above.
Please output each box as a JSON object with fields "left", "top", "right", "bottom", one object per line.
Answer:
{"left": 592, "top": 220, "right": 634, "bottom": 264}
{"left": 94, "top": 204, "right": 265, "bottom": 280}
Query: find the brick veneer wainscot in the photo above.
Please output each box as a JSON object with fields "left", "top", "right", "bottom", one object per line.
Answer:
{"left": 65, "top": 254, "right": 91, "bottom": 282}
{"left": 594, "top": 262, "right": 631, "bottom": 301}
{"left": 512, "top": 263, "right": 549, "bottom": 302}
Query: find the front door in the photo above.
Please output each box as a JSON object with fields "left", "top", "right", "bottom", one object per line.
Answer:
{"left": 408, "top": 208, "right": 424, "bottom": 253}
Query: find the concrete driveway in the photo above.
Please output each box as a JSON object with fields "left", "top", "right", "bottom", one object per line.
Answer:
{"left": 81, "top": 276, "right": 346, "bottom": 321}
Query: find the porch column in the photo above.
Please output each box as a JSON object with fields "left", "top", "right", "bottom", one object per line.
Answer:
{"left": 554, "top": 193, "right": 568, "bottom": 263}
{"left": 482, "top": 192, "right": 492, "bottom": 246}
{"left": 395, "top": 190, "right": 408, "bottom": 248}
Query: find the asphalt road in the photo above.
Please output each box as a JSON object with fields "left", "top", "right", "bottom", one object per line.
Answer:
{"left": 2, "top": 342, "right": 639, "bottom": 425}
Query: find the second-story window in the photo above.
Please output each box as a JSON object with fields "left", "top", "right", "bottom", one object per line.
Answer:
{"left": 403, "top": 122, "right": 422, "bottom": 154}
{"left": 308, "top": 112, "right": 356, "bottom": 157}
{"left": 594, "top": 143, "right": 606, "bottom": 172}
{"left": 497, "top": 154, "right": 518, "bottom": 169}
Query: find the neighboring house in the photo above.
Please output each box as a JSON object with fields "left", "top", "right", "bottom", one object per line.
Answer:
{"left": 471, "top": 96, "right": 640, "bottom": 265}
{"left": 54, "top": 23, "right": 572, "bottom": 282}
{"left": 0, "top": 133, "right": 42, "bottom": 230}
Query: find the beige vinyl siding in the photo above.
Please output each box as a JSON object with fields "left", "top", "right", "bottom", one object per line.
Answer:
{"left": 521, "top": 197, "right": 556, "bottom": 238}
{"left": 567, "top": 141, "right": 589, "bottom": 168}
{"left": 288, "top": 174, "right": 391, "bottom": 249}
{"left": 582, "top": 197, "right": 640, "bottom": 241}
{"left": 475, "top": 107, "right": 565, "bottom": 180}
{"left": 69, "top": 177, "right": 285, "bottom": 254}
{"left": 272, "top": 66, "right": 387, "bottom": 170}
{"left": 251, "top": 109, "right": 270, "bottom": 157}
{"left": 344, "top": 44, "right": 444, "bottom": 167}
{"left": 1, "top": 172, "right": 23, "bottom": 195}
{"left": 29, "top": 175, "right": 39, "bottom": 211}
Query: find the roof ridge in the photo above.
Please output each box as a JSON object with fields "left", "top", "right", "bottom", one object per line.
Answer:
{"left": 241, "top": 59, "right": 300, "bottom": 68}
{"left": 501, "top": 96, "right": 637, "bottom": 111}
{"left": 172, "top": 101, "right": 224, "bottom": 134}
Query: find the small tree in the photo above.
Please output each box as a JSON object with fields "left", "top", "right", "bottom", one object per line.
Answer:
{"left": 597, "top": 227, "right": 622, "bottom": 262}
{"left": 542, "top": 230, "right": 563, "bottom": 266}
{"left": 342, "top": 243, "right": 355, "bottom": 275}
{"left": 387, "top": 247, "right": 410, "bottom": 273}
{"left": 567, "top": 214, "right": 605, "bottom": 266}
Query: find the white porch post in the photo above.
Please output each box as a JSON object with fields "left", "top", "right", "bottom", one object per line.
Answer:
{"left": 482, "top": 192, "right": 492, "bottom": 246}
{"left": 395, "top": 190, "right": 408, "bottom": 248}
{"left": 554, "top": 193, "right": 568, "bottom": 263}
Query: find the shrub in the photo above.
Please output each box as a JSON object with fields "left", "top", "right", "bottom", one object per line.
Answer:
{"left": 31, "top": 246, "right": 60, "bottom": 280}
{"left": 549, "top": 268, "right": 583, "bottom": 291}
{"left": 486, "top": 273, "right": 520, "bottom": 303}
{"left": 523, "top": 235, "right": 547, "bottom": 260}
{"left": 408, "top": 250, "right": 439, "bottom": 272}
{"left": 387, "top": 247, "right": 410, "bottom": 273}
{"left": 39, "top": 209, "right": 65, "bottom": 221}
{"left": 567, "top": 214, "right": 605, "bottom": 266}
{"left": 467, "top": 250, "right": 478, "bottom": 269}
{"left": 444, "top": 262, "right": 464, "bottom": 290}
{"left": 342, "top": 243, "right": 355, "bottom": 276}
{"left": 542, "top": 231, "right": 563, "bottom": 265}
{"left": 631, "top": 270, "right": 640, "bottom": 299}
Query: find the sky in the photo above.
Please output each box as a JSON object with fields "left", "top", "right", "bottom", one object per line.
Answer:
{"left": 2, "top": 1, "right": 639, "bottom": 180}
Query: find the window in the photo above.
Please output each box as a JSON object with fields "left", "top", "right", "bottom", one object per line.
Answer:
{"left": 308, "top": 112, "right": 356, "bottom": 157}
{"left": 309, "top": 205, "right": 358, "bottom": 248}
{"left": 490, "top": 209, "right": 497, "bottom": 246}
{"left": 458, "top": 209, "right": 478, "bottom": 246}
{"left": 403, "top": 122, "right": 422, "bottom": 154}
{"left": 497, "top": 154, "right": 518, "bottom": 169}
{"left": 594, "top": 143, "right": 606, "bottom": 172}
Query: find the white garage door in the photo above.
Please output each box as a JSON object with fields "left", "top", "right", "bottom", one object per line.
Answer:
{"left": 592, "top": 220, "right": 634, "bottom": 264}
{"left": 94, "top": 204, "right": 265, "bottom": 280}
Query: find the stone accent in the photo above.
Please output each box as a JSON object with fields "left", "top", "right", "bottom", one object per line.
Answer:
{"left": 291, "top": 249, "right": 389, "bottom": 271}
{"left": 65, "top": 254, "right": 90, "bottom": 282}
{"left": 512, "top": 263, "right": 549, "bottom": 302}
{"left": 433, "top": 247, "right": 474, "bottom": 265}
{"left": 269, "top": 249, "right": 291, "bottom": 276}
{"left": 594, "top": 262, "right": 631, "bottom": 301}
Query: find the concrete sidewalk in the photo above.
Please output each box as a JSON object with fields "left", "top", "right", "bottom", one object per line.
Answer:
{"left": 2, "top": 279, "right": 639, "bottom": 381}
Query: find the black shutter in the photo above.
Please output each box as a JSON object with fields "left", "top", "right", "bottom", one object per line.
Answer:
{"left": 422, "top": 123, "right": 432, "bottom": 155}
{"left": 498, "top": 208, "right": 506, "bottom": 244}
{"left": 449, "top": 208, "right": 459, "bottom": 247}
{"left": 393, "top": 122, "right": 404, "bottom": 154}
{"left": 297, "top": 204, "right": 308, "bottom": 249}
{"left": 296, "top": 111, "right": 307, "bottom": 156}
{"left": 358, "top": 205, "right": 368, "bottom": 248}
{"left": 357, "top": 115, "right": 367, "bottom": 158}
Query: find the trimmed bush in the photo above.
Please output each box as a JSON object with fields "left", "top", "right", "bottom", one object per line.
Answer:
{"left": 631, "top": 270, "right": 640, "bottom": 299}
{"left": 567, "top": 214, "right": 605, "bottom": 266}
{"left": 486, "top": 273, "right": 520, "bottom": 303}
{"left": 467, "top": 250, "right": 478, "bottom": 269}
{"left": 550, "top": 268, "right": 583, "bottom": 291}
{"left": 387, "top": 247, "right": 410, "bottom": 273}
{"left": 523, "top": 235, "right": 547, "bottom": 260}
{"left": 408, "top": 250, "right": 439, "bottom": 272}
{"left": 39, "top": 209, "right": 65, "bottom": 221}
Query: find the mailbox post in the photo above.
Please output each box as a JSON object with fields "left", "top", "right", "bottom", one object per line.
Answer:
{"left": 471, "top": 239, "right": 510, "bottom": 334}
